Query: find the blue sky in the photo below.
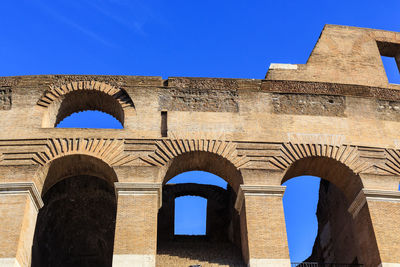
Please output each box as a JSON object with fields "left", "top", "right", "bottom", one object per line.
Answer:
{"left": 3, "top": 0, "right": 400, "bottom": 263}
{"left": 1, "top": 0, "right": 399, "bottom": 80}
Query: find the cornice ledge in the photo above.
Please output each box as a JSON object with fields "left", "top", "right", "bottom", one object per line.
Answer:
{"left": 0, "top": 182, "right": 44, "bottom": 211}
{"left": 363, "top": 189, "right": 400, "bottom": 202}
{"left": 114, "top": 182, "right": 162, "bottom": 208}
{"left": 348, "top": 188, "right": 400, "bottom": 218}
{"left": 234, "top": 184, "right": 286, "bottom": 213}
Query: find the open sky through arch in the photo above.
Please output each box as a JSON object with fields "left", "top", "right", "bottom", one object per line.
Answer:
{"left": 4, "top": 0, "right": 400, "bottom": 262}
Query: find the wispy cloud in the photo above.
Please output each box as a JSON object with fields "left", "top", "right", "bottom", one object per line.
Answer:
{"left": 86, "top": 0, "right": 170, "bottom": 36}
{"left": 86, "top": 0, "right": 146, "bottom": 35}
{"left": 35, "top": 1, "right": 117, "bottom": 48}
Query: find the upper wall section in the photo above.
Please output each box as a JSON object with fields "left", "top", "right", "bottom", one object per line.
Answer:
{"left": 266, "top": 25, "right": 400, "bottom": 88}
{"left": 0, "top": 25, "right": 400, "bottom": 149}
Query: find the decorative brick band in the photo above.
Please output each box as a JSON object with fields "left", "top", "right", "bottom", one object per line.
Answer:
{"left": 114, "top": 183, "right": 162, "bottom": 208}
{"left": 234, "top": 185, "right": 286, "bottom": 214}
{"left": 0, "top": 182, "right": 44, "bottom": 211}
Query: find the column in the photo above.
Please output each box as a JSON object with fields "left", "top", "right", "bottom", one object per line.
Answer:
{"left": 113, "top": 183, "right": 161, "bottom": 267}
{"left": 235, "top": 185, "right": 290, "bottom": 267}
{"left": 0, "top": 183, "right": 43, "bottom": 267}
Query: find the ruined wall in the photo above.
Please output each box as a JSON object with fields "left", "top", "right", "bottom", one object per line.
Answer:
{"left": 1, "top": 25, "right": 400, "bottom": 267}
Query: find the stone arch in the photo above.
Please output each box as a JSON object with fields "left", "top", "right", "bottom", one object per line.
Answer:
{"left": 273, "top": 143, "right": 366, "bottom": 200}
{"left": 162, "top": 151, "right": 243, "bottom": 192}
{"left": 149, "top": 139, "right": 246, "bottom": 192}
{"left": 37, "top": 81, "right": 134, "bottom": 127}
{"left": 31, "top": 154, "right": 119, "bottom": 267}
{"left": 156, "top": 147, "right": 246, "bottom": 265}
{"left": 282, "top": 156, "right": 363, "bottom": 201}
{"left": 34, "top": 153, "right": 118, "bottom": 197}
{"left": 278, "top": 143, "right": 380, "bottom": 265}
{"left": 32, "top": 138, "right": 134, "bottom": 172}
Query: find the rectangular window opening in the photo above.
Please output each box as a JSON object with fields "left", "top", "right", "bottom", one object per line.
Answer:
{"left": 161, "top": 111, "right": 168, "bottom": 137}
{"left": 174, "top": 196, "right": 207, "bottom": 236}
{"left": 377, "top": 41, "right": 400, "bottom": 84}
{"left": 381, "top": 56, "right": 400, "bottom": 84}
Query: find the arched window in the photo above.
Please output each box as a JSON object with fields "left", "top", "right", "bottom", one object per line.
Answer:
{"left": 38, "top": 81, "right": 134, "bottom": 128}
{"left": 282, "top": 157, "right": 377, "bottom": 265}
{"left": 168, "top": 171, "right": 228, "bottom": 188}
{"left": 56, "top": 110, "right": 123, "bottom": 129}
{"left": 282, "top": 175, "right": 320, "bottom": 262}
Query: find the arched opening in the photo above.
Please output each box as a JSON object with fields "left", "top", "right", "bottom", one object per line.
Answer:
{"left": 38, "top": 82, "right": 135, "bottom": 128}
{"left": 43, "top": 90, "right": 124, "bottom": 128}
{"left": 56, "top": 110, "right": 123, "bottom": 128}
{"left": 282, "top": 156, "right": 380, "bottom": 266}
{"left": 282, "top": 175, "right": 320, "bottom": 262}
{"left": 31, "top": 155, "right": 118, "bottom": 267}
{"left": 156, "top": 153, "right": 245, "bottom": 266}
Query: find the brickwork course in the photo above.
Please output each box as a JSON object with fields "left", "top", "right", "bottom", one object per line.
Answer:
{"left": 0, "top": 25, "right": 399, "bottom": 266}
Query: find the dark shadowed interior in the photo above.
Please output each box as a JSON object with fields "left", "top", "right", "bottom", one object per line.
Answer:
{"left": 31, "top": 175, "right": 117, "bottom": 267}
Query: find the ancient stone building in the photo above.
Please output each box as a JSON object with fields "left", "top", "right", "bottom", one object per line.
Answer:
{"left": 0, "top": 24, "right": 399, "bottom": 267}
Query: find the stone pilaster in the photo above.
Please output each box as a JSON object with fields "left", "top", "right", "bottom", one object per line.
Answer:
{"left": 365, "top": 189, "right": 400, "bottom": 266}
{"left": 235, "top": 184, "right": 290, "bottom": 267}
{"left": 113, "top": 183, "right": 161, "bottom": 267}
{"left": 347, "top": 188, "right": 400, "bottom": 266}
{"left": 0, "top": 183, "right": 43, "bottom": 267}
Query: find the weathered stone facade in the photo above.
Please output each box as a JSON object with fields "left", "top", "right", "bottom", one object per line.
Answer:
{"left": 0, "top": 25, "right": 400, "bottom": 266}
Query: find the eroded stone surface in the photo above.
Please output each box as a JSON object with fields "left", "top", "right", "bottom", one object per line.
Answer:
{"left": 272, "top": 93, "right": 345, "bottom": 116}
{"left": 0, "top": 88, "right": 11, "bottom": 110}
{"left": 159, "top": 88, "right": 238, "bottom": 112}
{"left": 0, "top": 25, "right": 400, "bottom": 267}
{"left": 377, "top": 100, "right": 400, "bottom": 121}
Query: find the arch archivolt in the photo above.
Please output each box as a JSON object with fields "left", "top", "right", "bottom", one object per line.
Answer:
{"left": 32, "top": 138, "right": 137, "bottom": 167}
{"left": 244, "top": 142, "right": 400, "bottom": 178}
{"left": 35, "top": 153, "right": 120, "bottom": 196}
{"left": 141, "top": 139, "right": 249, "bottom": 168}
{"left": 271, "top": 143, "right": 367, "bottom": 174}
{"left": 37, "top": 81, "right": 135, "bottom": 127}
{"left": 37, "top": 81, "right": 134, "bottom": 110}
